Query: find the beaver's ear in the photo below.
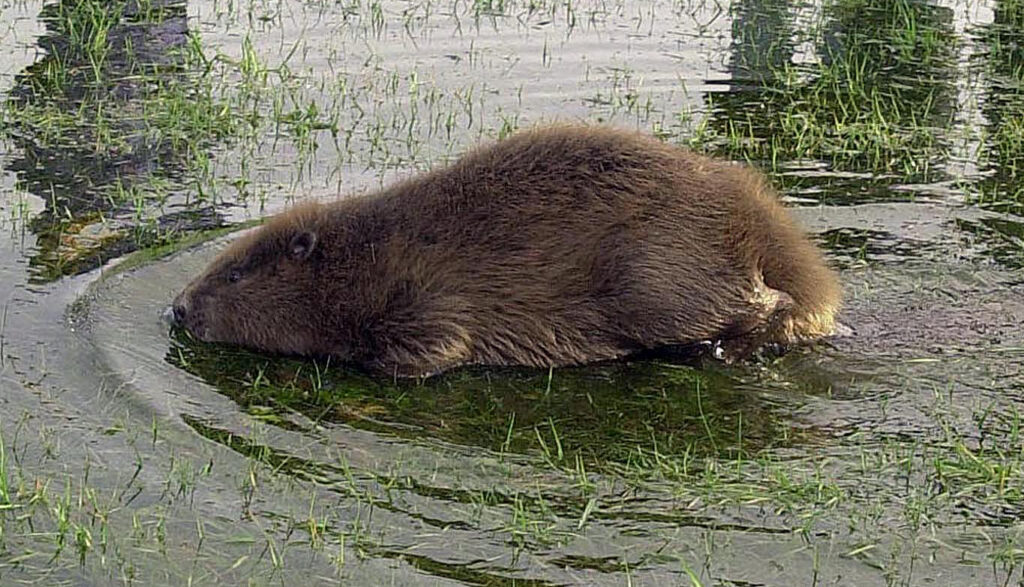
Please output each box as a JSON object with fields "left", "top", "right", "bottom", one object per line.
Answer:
{"left": 289, "top": 231, "right": 317, "bottom": 261}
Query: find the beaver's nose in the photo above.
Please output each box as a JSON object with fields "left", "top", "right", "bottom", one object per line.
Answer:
{"left": 163, "top": 303, "right": 187, "bottom": 326}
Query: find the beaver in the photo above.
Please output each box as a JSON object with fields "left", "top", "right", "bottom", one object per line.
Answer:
{"left": 169, "top": 124, "right": 841, "bottom": 377}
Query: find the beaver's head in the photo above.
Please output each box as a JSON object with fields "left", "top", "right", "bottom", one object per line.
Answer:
{"left": 168, "top": 202, "right": 337, "bottom": 357}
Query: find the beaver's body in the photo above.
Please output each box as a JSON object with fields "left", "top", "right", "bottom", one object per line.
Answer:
{"left": 171, "top": 125, "right": 840, "bottom": 376}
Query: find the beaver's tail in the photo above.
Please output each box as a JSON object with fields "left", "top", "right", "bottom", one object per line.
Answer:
{"left": 729, "top": 165, "right": 842, "bottom": 342}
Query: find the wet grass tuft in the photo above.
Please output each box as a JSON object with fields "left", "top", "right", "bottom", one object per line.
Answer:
{"left": 1, "top": 0, "right": 240, "bottom": 282}
{"left": 684, "top": 0, "right": 957, "bottom": 181}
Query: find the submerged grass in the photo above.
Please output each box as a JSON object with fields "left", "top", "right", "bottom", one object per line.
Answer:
{"left": 167, "top": 334, "right": 811, "bottom": 464}
{"left": 0, "top": 417, "right": 361, "bottom": 583}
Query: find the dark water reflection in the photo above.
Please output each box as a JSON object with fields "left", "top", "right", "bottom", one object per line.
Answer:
{"left": 975, "top": 0, "right": 1024, "bottom": 215}
{"left": 3, "top": 0, "right": 227, "bottom": 282}
{"left": 705, "top": 0, "right": 958, "bottom": 186}
{"left": 167, "top": 332, "right": 823, "bottom": 464}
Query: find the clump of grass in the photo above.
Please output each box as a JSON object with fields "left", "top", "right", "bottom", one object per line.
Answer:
{"left": 979, "top": 0, "right": 1024, "bottom": 184}
{"left": 987, "top": 110, "right": 1024, "bottom": 180}
{"left": 684, "top": 0, "right": 956, "bottom": 179}
{"left": 960, "top": 0, "right": 1024, "bottom": 231}
{"left": 1, "top": 0, "right": 241, "bottom": 281}
{"left": 8, "top": 1, "right": 237, "bottom": 152}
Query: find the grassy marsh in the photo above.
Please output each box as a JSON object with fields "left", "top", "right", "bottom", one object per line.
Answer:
{"left": 1, "top": 0, "right": 1024, "bottom": 585}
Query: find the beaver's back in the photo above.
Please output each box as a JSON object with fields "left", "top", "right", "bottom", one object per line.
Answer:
{"left": 340, "top": 126, "right": 734, "bottom": 272}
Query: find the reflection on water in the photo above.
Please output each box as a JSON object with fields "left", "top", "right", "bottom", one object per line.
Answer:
{"left": 168, "top": 332, "right": 818, "bottom": 462}
{"left": 704, "top": 0, "right": 958, "bottom": 186}
{"left": 975, "top": 1, "right": 1024, "bottom": 208}
{"left": 3, "top": 0, "right": 229, "bottom": 282}
{"left": 727, "top": 0, "right": 797, "bottom": 85}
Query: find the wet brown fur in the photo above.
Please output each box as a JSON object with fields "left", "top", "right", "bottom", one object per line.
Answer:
{"left": 172, "top": 125, "right": 841, "bottom": 377}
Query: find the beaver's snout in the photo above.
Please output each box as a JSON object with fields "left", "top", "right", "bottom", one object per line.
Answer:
{"left": 164, "top": 295, "right": 189, "bottom": 327}
{"left": 162, "top": 304, "right": 185, "bottom": 326}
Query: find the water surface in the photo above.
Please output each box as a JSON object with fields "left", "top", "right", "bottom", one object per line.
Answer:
{"left": 1, "top": 0, "right": 1023, "bottom": 584}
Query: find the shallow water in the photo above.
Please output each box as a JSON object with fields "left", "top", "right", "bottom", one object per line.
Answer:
{"left": 2, "top": 0, "right": 1024, "bottom": 585}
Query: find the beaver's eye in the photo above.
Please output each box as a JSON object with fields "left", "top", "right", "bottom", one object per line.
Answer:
{"left": 228, "top": 269, "right": 242, "bottom": 283}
